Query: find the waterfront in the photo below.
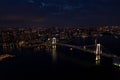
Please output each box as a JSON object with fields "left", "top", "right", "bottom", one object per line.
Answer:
{"left": 0, "top": 34, "right": 120, "bottom": 79}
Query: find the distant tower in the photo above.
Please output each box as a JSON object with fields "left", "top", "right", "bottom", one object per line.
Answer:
{"left": 52, "top": 37, "right": 57, "bottom": 49}
{"left": 95, "top": 44, "right": 102, "bottom": 65}
{"left": 52, "top": 37, "right": 56, "bottom": 45}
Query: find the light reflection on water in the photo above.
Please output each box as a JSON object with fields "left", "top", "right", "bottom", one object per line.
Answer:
{"left": 51, "top": 45, "right": 57, "bottom": 63}
{"left": 0, "top": 35, "right": 120, "bottom": 70}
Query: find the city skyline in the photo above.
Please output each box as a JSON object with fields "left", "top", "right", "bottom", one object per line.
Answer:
{"left": 0, "top": 0, "right": 120, "bottom": 26}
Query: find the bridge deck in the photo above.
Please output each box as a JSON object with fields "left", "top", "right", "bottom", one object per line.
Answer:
{"left": 57, "top": 43, "right": 120, "bottom": 59}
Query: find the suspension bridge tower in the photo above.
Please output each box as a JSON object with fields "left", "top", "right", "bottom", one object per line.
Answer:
{"left": 95, "top": 43, "right": 102, "bottom": 65}
{"left": 52, "top": 37, "right": 57, "bottom": 49}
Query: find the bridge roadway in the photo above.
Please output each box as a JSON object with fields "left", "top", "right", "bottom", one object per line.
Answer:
{"left": 56, "top": 43, "right": 120, "bottom": 59}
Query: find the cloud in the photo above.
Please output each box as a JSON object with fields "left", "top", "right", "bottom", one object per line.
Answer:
{"left": 28, "top": 0, "right": 35, "bottom": 3}
{"left": 0, "top": 0, "right": 120, "bottom": 25}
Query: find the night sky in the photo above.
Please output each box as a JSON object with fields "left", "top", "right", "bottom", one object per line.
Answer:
{"left": 0, "top": 0, "right": 120, "bottom": 26}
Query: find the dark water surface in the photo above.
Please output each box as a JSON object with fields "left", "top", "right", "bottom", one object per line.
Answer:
{"left": 0, "top": 35, "right": 120, "bottom": 79}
